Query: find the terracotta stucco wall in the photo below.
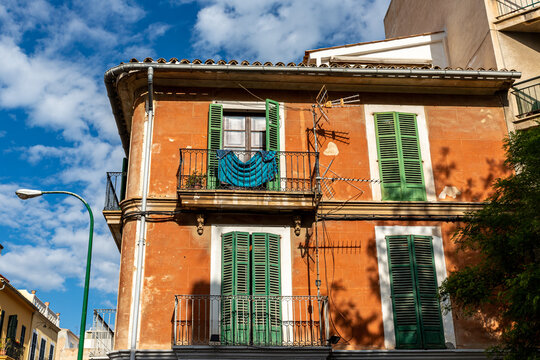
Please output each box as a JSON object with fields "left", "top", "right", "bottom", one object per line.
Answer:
{"left": 114, "top": 88, "right": 508, "bottom": 350}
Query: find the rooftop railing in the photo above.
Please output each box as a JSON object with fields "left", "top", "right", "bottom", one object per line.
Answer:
{"left": 104, "top": 172, "right": 125, "bottom": 211}
{"left": 496, "top": 0, "right": 540, "bottom": 17}
{"left": 178, "top": 149, "right": 318, "bottom": 193}
{"left": 173, "top": 295, "right": 329, "bottom": 347}
{"left": 512, "top": 76, "right": 540, "bottom": 118}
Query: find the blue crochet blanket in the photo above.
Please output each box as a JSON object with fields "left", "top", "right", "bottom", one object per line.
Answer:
{"left": 216, "top": 150, "right": 277, "bottom": 187}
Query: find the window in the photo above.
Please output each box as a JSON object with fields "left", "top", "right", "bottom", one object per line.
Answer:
{"left": 6, "top": 315, "right": 17, "bottom": 340}
{"left": 29, "top": 332, "right": 37, "bottom": 360}
{"left": 386, "top": 235, "right": 444, "bottom": 349}
{"left": 0, "top": 310, "right": 5, "bottom": 338}
{"left": 221, "top": 231, "right": 281, "bottom": 345}
{"left": 374, "top": 112, "right": 426, "bottom": 201}
{"left": 38, "top": 339, "right": 46, "bottom": 360}
{"left": 207, "top": 100, "right": 280, "bottom": 189}
{"left": 375, "top": 226, "right": 455, "bottom": 349}
{"left": 48, "top": 344, "right": 54, "bottom": 360}
{"left": 20, "top": 326, "right": 26, "bottom": 344}
{"left": 365, "top": 105, "right": 436, "bottom": 202}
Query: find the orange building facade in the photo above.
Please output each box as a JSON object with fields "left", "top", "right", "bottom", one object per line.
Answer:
{"left": 103, "top": 59, "right": 518, "bottom": 359}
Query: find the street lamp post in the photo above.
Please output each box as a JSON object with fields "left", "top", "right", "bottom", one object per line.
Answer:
{"left": 16, "top": 189, "right": 93, "bottom": 360}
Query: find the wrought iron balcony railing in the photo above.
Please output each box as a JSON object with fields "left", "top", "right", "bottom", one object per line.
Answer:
{"left": 104, "top": 172, "right": 126, "bottom": 211}
{"left": 0, "top": 338, "right": 24, "bottom": 360}
{"left": 88, "top": 309, "right": 116, "bottom": 357}
{"left": 178, "top": 149, "right": 318, "bottom": 193}
{"left": 512, "top": 76, "right": 540, "bottom": 118}
{"left": 173, "top": 295, "right": 329, "bottom": 347}
{"left": 496, "top": 0, "right": 540, "bottom": 17}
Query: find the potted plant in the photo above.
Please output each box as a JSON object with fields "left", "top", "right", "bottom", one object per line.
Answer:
{"left": 186, "top": 171, "right": 204, "bottom": 189}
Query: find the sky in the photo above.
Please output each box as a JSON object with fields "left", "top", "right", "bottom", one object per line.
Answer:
{"left": 0, "top": 0, "right": 390, "bottom": 335}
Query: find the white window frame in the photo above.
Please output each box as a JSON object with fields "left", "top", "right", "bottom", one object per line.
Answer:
{"left": 375, "top": 225, "right": 456, "bottom": 349}
{"left": 364, "top": 104, "right": 437, "bottom": 201}
{"left": 210, "top": 225, "right": 293, "bottom": 339}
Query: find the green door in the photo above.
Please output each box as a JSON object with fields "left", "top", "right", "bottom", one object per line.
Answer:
{"left": 387, "top": 235, "right": 445, "bottom": 349}
{"left": 221, "top": 231, "right": 281, "bottom": 345}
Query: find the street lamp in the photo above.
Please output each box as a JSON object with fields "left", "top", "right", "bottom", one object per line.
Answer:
{"left": 16, "top": 189, "right": 93, "bottom": 360}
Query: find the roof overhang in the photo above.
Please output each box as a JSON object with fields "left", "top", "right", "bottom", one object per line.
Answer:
{"left": 105, "top": 62, "right": 521, "bottom": 155}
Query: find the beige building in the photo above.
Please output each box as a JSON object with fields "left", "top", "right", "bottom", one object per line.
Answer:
{"left": 384, "top": 0, "right": 540, "bottom": 130}
{"left": 0, "top": 278, "right": 60, "bottom": 360}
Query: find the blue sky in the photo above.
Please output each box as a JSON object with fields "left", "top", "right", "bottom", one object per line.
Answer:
{"left": 0, "top": 0, "right": 390, "bottom": 335}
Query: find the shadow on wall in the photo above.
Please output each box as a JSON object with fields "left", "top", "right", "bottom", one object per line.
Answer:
{"left": 298, "top": 223, "right": 384, "bottom": 349}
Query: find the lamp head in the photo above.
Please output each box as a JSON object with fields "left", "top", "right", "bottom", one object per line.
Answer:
{"left": 15, "top": 189, "right": 43, "bottom": 200}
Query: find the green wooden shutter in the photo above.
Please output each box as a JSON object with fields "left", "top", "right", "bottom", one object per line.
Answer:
{"left": 387, "top": 235, "right": 422, "bottom": 348}
{"left": 251, "top": 233, "right": 282, "bottom": 345}
{"left": 0, "top": 310, "right": 5, "bottom": 338}
{"left": 265, "top": 99, "right": 280, "bottom": 191}
{"left": 398, "top": 113, "right": 426, "bottom": 201}
{"left": 29, "top": 332, "right": 38, "bottom": 360}
{"left": 375, "top": 113, "right": 402, "bottom": 200}
{"left": 207, "top": 104, "right": 223, "bottom": 189}
{"left": 39, "top": 338, "right": 46, "bottom": 360}
{"left": 375, "top": 112, "right": 426, "bottom": 201}
{"left": 411, "top": 235, "right": 445, "bottom": 349}
{"left": 6, "top": 315, "right": 17, "bottom": 340}
{"left": 20, "top": 325, "right": 26, "bottom": 344}
{"left": 221, "top": 231, "right": 250, "bottom": 345}
{"left": 267, "top": 233, "right": 282, "bottom": 345}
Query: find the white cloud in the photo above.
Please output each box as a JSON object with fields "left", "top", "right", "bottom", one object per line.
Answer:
{"left": 191, "top": 0, "right": 391, "bottom": 62}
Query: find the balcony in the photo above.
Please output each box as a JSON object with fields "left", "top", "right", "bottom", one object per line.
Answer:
{"left": 494, "top": 0, "right": 540, "bottom": 31}
{"left": 103, "top": 172, "right": 125, "bottom": 250}
{"left": 173, "top": 295, "right": 329, "bottom": 347}
{"left": 87, "top": 309, "right": 116, "bottom": 358}
{"left": 177, "top": 149, "right": 319, "bottom": 211}
{"left": 0, "top": 338, "right": 24, "bottom": 360}
{"left": 512, "top": 76, "right": 540, "bottom": 129}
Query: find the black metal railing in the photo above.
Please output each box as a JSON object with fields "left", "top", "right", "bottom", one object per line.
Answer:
{"left": 0, "top": 338, "right": 24, "bottom": 360}
{"left": 104, "top": 172, "right": 126, "bottom": 210}
{"left": 496, "top": 0, "right": 540, "bottom": 16}
{"left": 178, "top": 149, "right": 318, "bottom": 193}
{"left": 512, "top": 76, "right": 540, "bottom": 118}
{"left": 173, "top": 295, "right": 329, "bottom": 347}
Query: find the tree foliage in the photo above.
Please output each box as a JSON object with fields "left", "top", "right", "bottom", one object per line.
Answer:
{"left": 439, "top": 125, "right": 540, "bottom": 359}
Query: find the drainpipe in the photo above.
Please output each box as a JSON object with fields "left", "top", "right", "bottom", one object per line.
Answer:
{"left": 129, "top": 67, "right": 154, "bottom": 360}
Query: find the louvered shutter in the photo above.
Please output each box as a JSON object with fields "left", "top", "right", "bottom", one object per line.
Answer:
{"left": 221, "top": 231, "right": 250, "bottom": 344}
{"left": 251, "top": 233, "right": 282, "bottom": 345}
{"left": 411, "top": 236, "right": 445, "bottom": 349}
{"left": 387, "top": 236, "right": 422, "bottom": 348}
{"left": 39, "top": 339, "right": 46, "bottom": 360}
{"left": 267, "top": 233, "right": 282, "bottom": 345}
{"left": 29, "top": 333, "right": 38, "bottom": 360}
{"left": 6, "top": 315, "right": 17, "bottom": 340}
{"left": 207, "top": 104, "right": 223, "bottom": 189}
{"left": 398, "top": 113, "right": 426, "bottom": 201}
{"left": 265, "top": 100, "right": 280, "bottom": 191}
{"left": 20, "top": 325, "right": 26, "bottom": 344}
{"left": 375, "top": 113, "right": 402, "bottom": 200}
{"left": 0, "top": 310, "right": 5, "bottom": 338}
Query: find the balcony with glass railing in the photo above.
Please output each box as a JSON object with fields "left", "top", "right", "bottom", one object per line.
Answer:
{"left": 177, "top": 149, "right": 319, "bottom": 211}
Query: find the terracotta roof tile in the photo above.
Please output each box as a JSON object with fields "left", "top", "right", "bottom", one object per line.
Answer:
{"left": 117, "top": 57, "right": 516, "bottom": 73}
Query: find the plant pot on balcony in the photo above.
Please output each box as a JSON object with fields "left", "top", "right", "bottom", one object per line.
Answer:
{"left": 186, "top": 171, "right": 204, "bottom": 190}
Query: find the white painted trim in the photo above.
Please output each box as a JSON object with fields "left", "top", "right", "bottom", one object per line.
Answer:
{"left": 210, "top": 225, "right": 293, "bottom": 337}
{"left": 374, "top": 226, "right": 456, "bottom": 349}
{"left": 364, "top": 104, "right": 436, "bottom": 202}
